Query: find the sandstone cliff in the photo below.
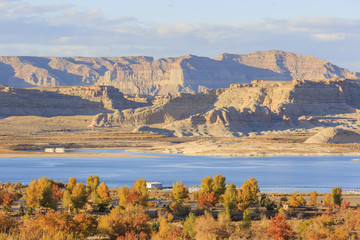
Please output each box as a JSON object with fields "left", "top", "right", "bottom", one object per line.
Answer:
{"left": 0, "top": 51, "right": 358, "bottom": 95}
{"left": 91, "top": 79, "right": 360, "bottom": 137}
{"left": 0, "top": 85, "right": 145, "bottom": 117}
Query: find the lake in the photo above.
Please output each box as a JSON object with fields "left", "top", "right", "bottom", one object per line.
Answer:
{"left": 0, "top": 149, "right": 359, "bottom": 193}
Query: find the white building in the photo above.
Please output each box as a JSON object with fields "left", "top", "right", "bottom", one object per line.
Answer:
{"left": 146, "top": 182, "right": 163, "bottom": 189}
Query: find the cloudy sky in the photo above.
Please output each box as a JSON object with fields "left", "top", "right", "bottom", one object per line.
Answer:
{"left": 1, "top": 0, "right": 360, "bottom": 71}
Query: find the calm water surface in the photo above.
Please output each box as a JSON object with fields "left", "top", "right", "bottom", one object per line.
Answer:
{"left": 0, "top": 149, "right": 359, "bottom": 192}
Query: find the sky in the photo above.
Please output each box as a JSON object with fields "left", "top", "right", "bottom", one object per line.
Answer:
{"left": 1, "top": 0, "right": 360, "bottom": 71}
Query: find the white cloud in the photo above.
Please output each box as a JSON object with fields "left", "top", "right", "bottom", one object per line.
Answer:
{"left": 0, "top": 1, "right": 360, "bottom": 71}
{"left": 313, "top": 33, "right": 346, "bottom": 41}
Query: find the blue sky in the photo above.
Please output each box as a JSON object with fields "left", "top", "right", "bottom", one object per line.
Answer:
{"left": 1, "top": 0, "right": 360, "bottom": 71}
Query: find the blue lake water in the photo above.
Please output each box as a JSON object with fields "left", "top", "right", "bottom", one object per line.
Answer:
{"left": 0, "top": 149, "right": 359, "bottom": 193}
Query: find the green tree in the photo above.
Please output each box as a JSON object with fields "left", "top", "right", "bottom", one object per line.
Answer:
{"left": 222, "top": 183, "right": 237, "bottom": 215}
{"left": 242, "top": 209, "right": 252, "bottom": 229}
{"left": 183, "top": 212, "right": 197, "bottom": 238}
{"left": 200, "top": 176, "right": 214, "bottom": 194}
{"left": 171, "top": 181, "right": 189, "bottom": 205}
{"left": 331, "top": 187, "right": 342, "bottom": 207}
{"left": 134, "top": 178, "right": 149, "bottom": 207}
{"left": 213, "top": 174, "right": 226, "bottom": 197}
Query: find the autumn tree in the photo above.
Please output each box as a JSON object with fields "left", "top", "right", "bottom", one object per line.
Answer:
{"left": 25, "top": 177, "right": 58, "bottom": 210}
{"left": 183, "top": 212, "right": 197, "bottom": 238}
{"left": 197, "top": 191, "right": 217, "bottom": 209}
{"left": 268, "top": 214, "right": 295, "bottom": 240}
{"left": 237, "top": 177, "right": 259, "bottom": 211}
{"left": 96, "top": 182, "right": 111, "bottom": 211}
{"left": 213, "top": 174, "right": 226, "bottom": 199}
{"left": 324, "top": 193, "right": 332, "bottom": 207}
{"left": 67, "top": 177, "right": 77, "bottom": 192}
{"left": 62, "top": 182, "right": 88, "bottom": 211}
{"left": 200, "top": 176, "right": 214, "bottom": 194}
{"left": 70, "top": 182, "right": 88, "bottom": 211}
{"left": 332, "top": 187, "right": 342, "bottom": 207}
{"left": 222, "top": 183, "right": 237, "bottom": 215}
{"left": 171, "top": 181, "right": 189, "bottom": 205}
{"left": 118, "top": 186, "right": 130, "bottom": 207}
{"left": 98, "top": 205, "right": 151, "bottom": 239}
{"left": 86, "top": 175, "right": 100, "bottom": 193}
{"left": 289, "top": 194, "right": 300, "bottom": 208}
{"left": 310, "top": 190, "right": 317, "bottom": 206}
{"left": 134, "top": 178, "right": 149, "bottom": 207}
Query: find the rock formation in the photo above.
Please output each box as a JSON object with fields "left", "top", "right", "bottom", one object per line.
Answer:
{"left": 0, "top": 85, "right": 146, "bottom": 117}
{"left": 305, "top": 128, "right": 360, "bottom": 144}
{"left": 0, "top": 51, "right": 358, "bottom": 95}
{"left": 91, "top": 79, "right": 360, "bottom": 137}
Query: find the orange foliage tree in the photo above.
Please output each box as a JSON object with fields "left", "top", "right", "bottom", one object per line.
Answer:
{"left": 268, "top": 214, "right": 295, "bottom": 240}
{"left": 197, "top": 192, "right": 217, "bottom": 209}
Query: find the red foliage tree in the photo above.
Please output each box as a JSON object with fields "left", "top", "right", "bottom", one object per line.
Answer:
{"left": 128, "top": 188, "right": 140, "bottom": 205}
{"left": 197, "top": 192, "right": 217, "bottom": 208}
{"left": 268, "top": 214, "right": 295, "bottom": 240}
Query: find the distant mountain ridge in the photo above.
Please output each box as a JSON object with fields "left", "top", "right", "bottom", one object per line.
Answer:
{"left": 0, "top": 50, "right": 358, "bottom": 95}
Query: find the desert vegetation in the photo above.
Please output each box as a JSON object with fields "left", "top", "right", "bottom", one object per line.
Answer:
{"left": 0, "top": 175, "right": 358, "bottom": 239}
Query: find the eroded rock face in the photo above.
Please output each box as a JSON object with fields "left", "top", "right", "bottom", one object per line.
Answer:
{"left": 90, "top": 79, "right": 360, "bottom": 137}
{"left": 0, "top": 51, "right": 358, "bottom": 95}
{"left": 0, "top": 85, "right": 145, "bottom": 117}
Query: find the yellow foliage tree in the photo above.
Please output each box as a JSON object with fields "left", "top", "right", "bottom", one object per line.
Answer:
{"left": 200, "top": 176, "right": 214, "bottom": 194}
{"left": 134, "top": 178, "right": 149, "bottom": 207}
{"left": 213, "top": 174, "right": 226, "bottom": 197}
{"left": 118, "top": 186, "right": 130, "bottom": 207}
{"left": 171, "top": 181, "right": 189, "bottom": 205}
{"left": 310, "top": 190, "right": 317, "bottom": 206}
{"left": 96, "top": 182, "right": 111, "bottom": 211}
{"left": 67, "top": 177, "right": 76, "bottom": 192}
{"left": 237, "top": 177, "right": 259, "bottom": 211}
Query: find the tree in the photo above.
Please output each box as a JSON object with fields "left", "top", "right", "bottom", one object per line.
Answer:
{"left": 25, "top": 180, "right": 38, "bottom": 210}
{"left": 96, "top": 182, "right": 110, "bottom": 211}
{"left": 242, "top": 209, "right": 252, "bottom": 229}
{"left": 25, "top": 177, "right": 58, "bottom": 210}
{"left": 332, "top": 187, "right": 342, "bottom": 207}
{"left": 222, "top": 183, "right": 237, "bottom": 215}
{"left": 86, "top": 175, "right": 99, "bottom": 193}
{"left": 213, "top": 174, "right": 226, "bottom": 198}
{"left": 289, "top": 194, "right": 300, "bottom": 208}
{"left": 268, "top": 214, "right": 295, "bottom": 240}
{"left": 310, "top": 190, "right": 317, "bottom": 206}
{"left": 171, "top": 181, "right": 189, "bottom": 205}
{"left": 324, "top": 193, "right": 332, "bottom": 207}
{"left": 67, "top": 177, "right": 77, "bottom": 192}
{"left": 118, "top": 186, "right": 130, "bottom": 207}
{"left": 98, "top": 206, "right": 150, "bottom": 239}
{"left": 200, "top": 176, "right": 214, "bottom": 194}
{"left": 71, "top": 182, "right": 88, "bottom": 211}
{"left": 297, "top": 195, "right": 307, "bottom": 206}
{"left": 134, "top": 178, "right": 149, "bottom": 207}
{"left": 260, "top": 194, "right": 275, "bottom": 211}
{"left": 183, "top": 212, "right": 196, "bottom": 238}
{"left": 197, "top": 192, "right": 217, "bottom": 209}
{"left": 237, "top": 177, "right": 259, "bottom": 211}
